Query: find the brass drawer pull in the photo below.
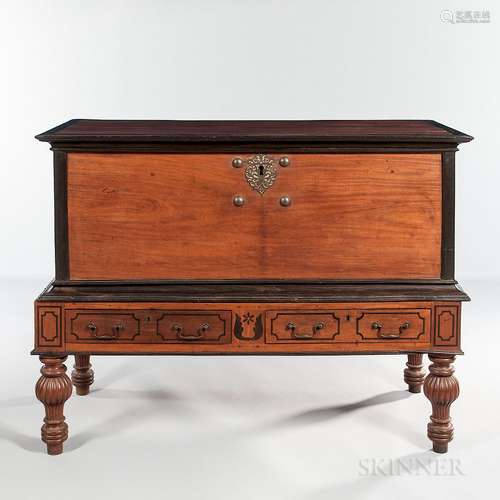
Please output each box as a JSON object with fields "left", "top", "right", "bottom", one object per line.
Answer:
{"left": 172, "top": 322, "right": 210, "bottom": 341}
{"left": 286, "top": 321, "right": 325, "bottom": 339}
{"left": 371, "top": 321, "right": 410, "bottom": 339}
{"left": 87, "top": 321, "right": 123, "bottom": 340}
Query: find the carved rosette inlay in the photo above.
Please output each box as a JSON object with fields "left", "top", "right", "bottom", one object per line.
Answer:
{"left": 245, "top": 154, "right": 278, "bottom": 195}
{"left": 404, "top": 353, "right": 425, "bottom": 393}
{"left": 242, "top": 312, "right": 255, "bottom": 325}
{"left": 35, "top": 355, "right": 73, "bottom": 455}
{"left": 423, "top": 354, "right": 460, "bottom": 453}
{"left": 234, "top": 313, "right": 263, "bottom": 340}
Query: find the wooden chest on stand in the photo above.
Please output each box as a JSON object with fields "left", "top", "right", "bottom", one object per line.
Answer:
{"left": 33, "top": 119, "right": 472, "bottom": 454}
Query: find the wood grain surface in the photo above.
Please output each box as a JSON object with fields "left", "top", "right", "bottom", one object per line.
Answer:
{"left": 67, "top": 153, "right": 442, "bottom": 280}
{"left": 32, "top": 300, "right": 458, "bottom": 354}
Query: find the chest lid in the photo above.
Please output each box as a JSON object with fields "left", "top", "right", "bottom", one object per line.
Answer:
{"left": 36, "top": 119, "right": 472, "bottom": 146}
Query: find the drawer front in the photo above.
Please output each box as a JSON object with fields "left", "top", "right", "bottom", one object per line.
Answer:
{"left": 67, "top": 311, "right": 142, "bottom": 342}
{"left": 266, "top": 311, "right": 341, "bottom": 343}
{"left": 66, "top": 309, "right": 231, "bottom": 344}
{"left": 67, "top": 153, "right": 441, "bottom": 281}
{"left": 266, "top": 308, "right": 430, "bottom": 344}
{"left": 57, "top": 302, "right": 442, "bottom": 353}
{"left": 356, "top": 309, "right": 430, "bottom": 342}
{"left": 155, "top": 311, "right": 231, "bottom": 344}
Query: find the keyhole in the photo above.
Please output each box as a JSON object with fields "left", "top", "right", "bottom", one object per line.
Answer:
{"left": 259, "top": 165, "right": 264, "bottom": 176}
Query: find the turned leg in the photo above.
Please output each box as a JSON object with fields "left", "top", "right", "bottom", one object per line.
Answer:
{"left": 404, "top": 353, "right": 425, "bottom": 393}
{"left": 72, "top": 354, "right": 94, "bottom": 396}
{"left": 35, "top": 355, "right": 73, "bottom": 455}
{"left": 423, "top": 354, "right": 460, "bottom": 453}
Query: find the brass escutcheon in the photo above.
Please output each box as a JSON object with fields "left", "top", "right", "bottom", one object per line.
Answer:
{"left": 244, "top": 154, "right": 278, "bottom": 195}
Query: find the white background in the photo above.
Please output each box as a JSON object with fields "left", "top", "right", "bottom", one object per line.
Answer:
{"left": 1, "top": 1, "right": 498, "bottom": 499}
{"left": 1, "top": 0, "right": 499, "bottom": 280}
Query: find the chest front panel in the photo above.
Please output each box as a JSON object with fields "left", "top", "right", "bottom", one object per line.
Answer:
{"left": 67, "top": 153, "right": 442, "bottom": 281}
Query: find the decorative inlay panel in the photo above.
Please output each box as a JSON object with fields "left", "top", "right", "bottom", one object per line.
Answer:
{"left": 434, "top": 305, "right": 460, "bottom": 348}
{"left": 234, "top": 312, "right": 263, "bottom": 341}
{"left": 37, "top": 306, "right": 63, "bottom": 348}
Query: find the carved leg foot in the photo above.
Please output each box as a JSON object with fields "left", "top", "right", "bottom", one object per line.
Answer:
{"left": 72, "top": 354, "right": 94, "bottom": 396}
{"left": 35, "top": 355, "right": 73, "bottom": 455}
{"left": 404, "top": 353, "right": 425, "bottom": 393}
{"left": 423, "top": 354, "right": 459, "bottom": 453}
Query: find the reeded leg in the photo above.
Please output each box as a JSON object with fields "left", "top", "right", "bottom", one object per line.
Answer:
{"left": 404, "top": 353, "right": 425, "bottom": 393}
{"left": 72, "top": 354, "right": 94, "bottom": 396}
{"left": 35, "top": 355, "right": 73, "bottom": 455}
{"left": 423, "top": 354, "right": 460, "bottom": 453}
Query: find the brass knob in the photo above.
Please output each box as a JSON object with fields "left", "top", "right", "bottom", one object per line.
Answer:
{"left": 232, "top": 158, "right": 243, "bottom": 168}
{"left": 279, "top": 196, "right": 291, "bottom": 207}
{"left": 171, "top": 323, "right": 183, "bottom": 334}
{"left": 233, "top": 195, "right": 245, "bottom": 207}
{"left": 279, "top": 156, "right": 290, "bottom": 167}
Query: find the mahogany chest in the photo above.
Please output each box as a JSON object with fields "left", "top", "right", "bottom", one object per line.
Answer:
{"left": 33, "top": 119, "right": 472, "bottom": 454}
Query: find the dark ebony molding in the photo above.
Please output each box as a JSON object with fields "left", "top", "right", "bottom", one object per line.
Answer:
{"left": 429, "top": 120, "right": 473, "bottom": 142}
{"left": 48, "top": 142, "right": 459, "bottom": 154}
{"left": 441, "top": 152, "right": 455, "bottom": 280}
{"left": 53, "top": 151, "right": 69, "bottom": 281}
{"left": 37, "top": 282, "right": 471, "bottom": 303}
{"left": 52, "top": 278, "right": 458, "bottom": 286}
{"left": 37, "top": 119, "right": 79, "bottom": 139}
{"left": 31, "top": 348, "right": 464, "bottom": 356}
{"left": 35, "top": 119, "right": 473, "bottom": 144}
